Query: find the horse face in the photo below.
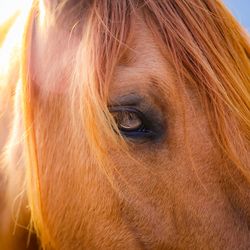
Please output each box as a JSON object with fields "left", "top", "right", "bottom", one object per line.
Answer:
{"left": 30, "top": 7, "right": 250, "bottom": 250}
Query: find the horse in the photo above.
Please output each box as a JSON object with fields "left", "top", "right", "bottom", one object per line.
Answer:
{"left": 0, "top": 0, "right": 250, "bottom": 249}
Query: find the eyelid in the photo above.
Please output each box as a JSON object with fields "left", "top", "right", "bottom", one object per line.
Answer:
{"left": 109, "top": 106, "right": 141, "bottom": 113}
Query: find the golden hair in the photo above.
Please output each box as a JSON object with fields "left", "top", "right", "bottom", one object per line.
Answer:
{"left": 13, "top": 0, "right": 250, "bottom": 247}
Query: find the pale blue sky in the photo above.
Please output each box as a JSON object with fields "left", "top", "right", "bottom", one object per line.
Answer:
{"left": 223, "top": 0, "right": 250, "bottom": 31}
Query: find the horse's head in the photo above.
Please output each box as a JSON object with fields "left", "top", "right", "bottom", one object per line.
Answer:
{"left": 20, "top": 0, "right": 250, "bottom": 248}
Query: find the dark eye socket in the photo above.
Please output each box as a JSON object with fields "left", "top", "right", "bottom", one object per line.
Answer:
{"left": 110, "top": 107, "right": 157, "bottom": 140}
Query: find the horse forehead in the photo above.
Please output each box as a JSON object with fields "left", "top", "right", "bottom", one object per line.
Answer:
{"left": 124, "top": 16, "right": 168, "bottom": 68}
{"left": 32, "top": 15, "right": 168, "bottom": 94}
{"left": 31, "top": 22, "right": 80, "bottom": 94}
{"left": 111, "top": 20, "right": 174, "bottom": 95}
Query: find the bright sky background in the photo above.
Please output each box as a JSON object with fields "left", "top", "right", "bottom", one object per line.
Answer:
{"left": 223, "top": 0, "right": 250, "bottom": 31}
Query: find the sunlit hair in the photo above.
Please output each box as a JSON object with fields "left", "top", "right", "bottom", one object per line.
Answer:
{"left": 1, "top": 0, "right": 249, "bottom": 248}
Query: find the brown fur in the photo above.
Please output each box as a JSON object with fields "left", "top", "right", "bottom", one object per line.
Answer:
{"left": 0, "top": 0, "right": 250, "bottom": 249}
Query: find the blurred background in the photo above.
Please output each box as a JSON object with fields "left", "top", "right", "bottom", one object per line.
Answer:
{"left": 223, "top": 0, "right": 250, "bottom": 31}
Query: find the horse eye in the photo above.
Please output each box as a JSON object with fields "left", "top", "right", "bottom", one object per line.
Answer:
{"left": 110, "top": 105, "right": 164, "bottom": 141}
{"left": 113, "top": 111, "right": 143, "bottom": 132}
